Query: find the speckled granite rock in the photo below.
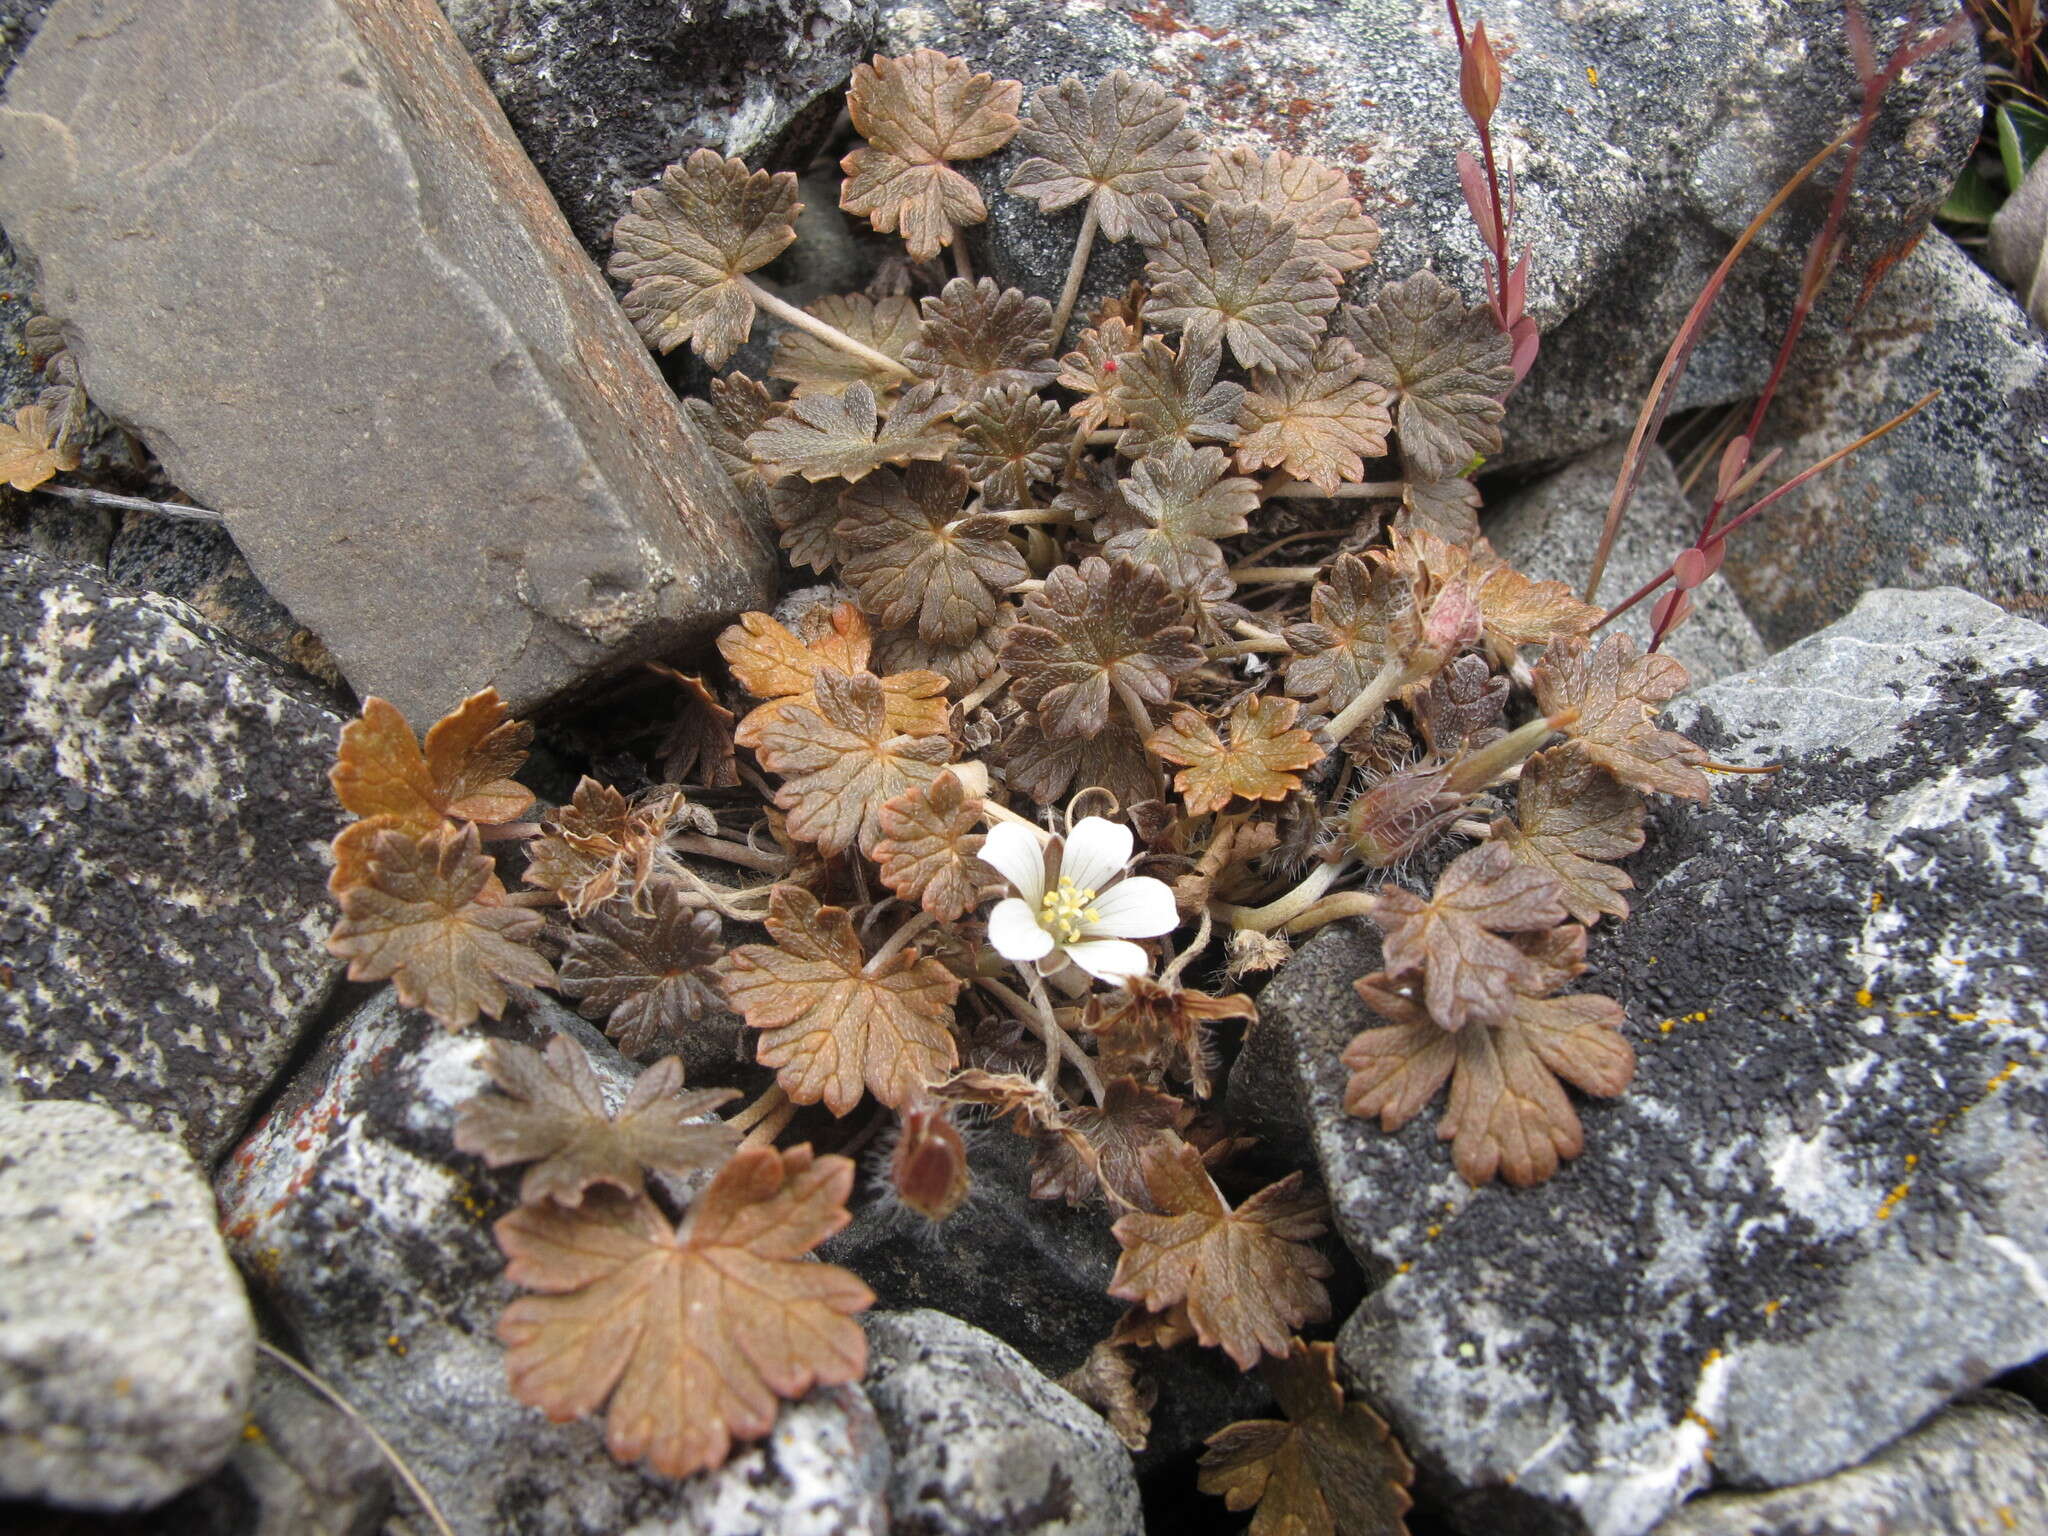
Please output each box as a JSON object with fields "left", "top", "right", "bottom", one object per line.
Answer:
{"left": 1486, "top": 440, "right": 1768, "bottom": 685}
{"left": 1713, "top": 232, "right": 2048, "bottom": 647}
{"left": 218, "top": 986, "right": 891, "bottom": 1536}
{"left": 862, "top": 1309, "right": 1143, "bottom": 1536}
{"left": 442, "top": 0, "right": 878, "bottom": 256}
{"left": 1249, "top": 587, "right": 2048, "bottom": 1536}
{"left": 0, "top": 0, "right": 776, "bottom": 724}
{"left": 0, "top": 1101, "right": 256, "bottom": 1510}
{"left": 877, "top": 0, "right": 1978, "bottom": 461}
{"left": 1651, "top": 1391, "right": 2048, "bottom": 1536}
{"left": 0, "top": 551, "right": 343, "bottom": 1162}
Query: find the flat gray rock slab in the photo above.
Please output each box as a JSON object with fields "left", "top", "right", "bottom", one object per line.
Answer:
{"left": 1651, "top": 1391, "right": 2048, "bottom": 1535}
{"left": 0, "top": 0, "right": 776, "bottom": 723}
{"left": 0, "top": 550, "right": 343, "bottom": 1163}
{"left": 0, "top": 1100, "right": 257, "bottom": 1510}
{"left": 1251, "top": 588, "right": 2048, "bottom": 1536}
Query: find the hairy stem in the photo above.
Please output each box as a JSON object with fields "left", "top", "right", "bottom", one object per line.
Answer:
{"left": 1280, "top": 890, "right": 1381, "bottom": 934}
{"left": 1049, "top": 197, "right": 1102, "bottom": 350}
{"left": 952, "top": 239, "right": 974, "bottom": 284}
{"left": 864, "top": 909, "right": 938, "bottom": 974}
{"left": 745, "top": 279, "right": 918, "bottom": 381}
{"left": 1323, "top": 653, "right": 1416, "bottom": 745}
{"left": 742, "top": 1097, "right": 798, "bottom": 1149}
{"left": 669, "top": 832, "right": 790, "bottom": 875}
{"left": 1230, "top": 565, "right": 1327, "bottom": 585}
{"left": 980, "top": 974, "right": 1106, "bottom": 1104}
{"left": 1214, "top": 857, "right": 1356, "bottom": 934}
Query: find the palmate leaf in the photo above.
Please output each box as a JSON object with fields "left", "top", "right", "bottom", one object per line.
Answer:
{"left": 953, "top": 384, "right": 1068, "bottom": 507}
{"left": 1005, "top": 70, "right": 1209, "bottom": 244}
{"left": 840, "top": 49, "right": 1023, "bottom": 259}
{"left": 558, "top": 884, "right": 731, "bottom": 1057}
{"left": 719, "top": 604, "right": 949, "bottom": 749}
{"left": 1087, "top": 974, "right": 1258, "bottom": 1101}
{"left": 745, "top": 380, "right": 955, "bottom": 484}
{"left": 1058, "top": 317, "right": 1141, "bottom": 434}
{"left": 1109, "top": 1138, "right": 1332, "bottom": 1370}
{"left": 1387, "top": 528, "right": 1602, "bottom": 654}
{"left": 1151, "top": 695, "right": 1326, "bottom": 816}
{"left": 1002, "top": 707, "right": 1161, "bottom": 808}
{"left": 495, "top": 1148, "right": 872, "bottom": 1478}
{"left": 1491, "top": 749, "right": 1647, "bottom": 924}
{"left": 684, "top": 373, "right": 781, "bottom": 498}
{"left": 1109, "top": 334, "right": 1245, "bottom": 457}
{"left": 1409, "top": 652, "right": 1508, "bottom": 757}
{"left": 0, "top": 402, "right": 78, "bottom": 491}
{"left": 609, "top": 150, "right": 800, "bottom": 366}
{"left": 522, "top": 778, "right": 710, "bottom": 920}
{"left": 1030, "top": 1077, "right": 1193, "bottom": 1208}
{"left": 1105, "top": 441, "right": 1260, "bottom": 587}
{"left": 1368, "top": 841, "right": 1567, "bottom": 1031}
{"left": 1000, "top": 555, "right": 1205, "bottom": 739}
{"left": 646, "top": 663, "right": 739, "bottom": 789}
{"left": 836, "top": 461, "right": 1028, "bottom": 645}
{"left": 769, "top": 477, "right": 854, "bottom": 573}
{"left": 1395, "top": 474, "right": 1483, "bottom": 544}
{"left": 1146, "top": 205, "right": 1338, "bottom": 372}
{"left": 1198, "top": 146, "right": 1383, "bottom": 277}
{"left": 331, "top": 689, "right": 535, "bottom": 839}
{"left": 770, "top": 293, "right": 922, "bottom": 398}
{"left": 1282, "top": 552, "right": 1420, "bottom": 711}
{"left": 719, "top": 885, "right": 962, "bottom": 1114}
{"left": 874, "top": 616, "right": 1010, "bottom": 693}
{"left": 751, "top": 668, "right": 953, "bottom": 858}
{"left": 873, "top": 769, "right": 992, "bottom": 923}
{"left": 1341, "top": 271, "right": 1513, "bottom": 481}
{"left": 454, "top": 1037, "right": 738, "bottom": 1206}
{"left": 1234, "top": 336, "right": 1393, "bottom": 493}
{"left": 1533, "top": 635, "right": 1709, "bottom": 801}
{"left": 905, "top": 277, "right": 1060, "bottom": 400}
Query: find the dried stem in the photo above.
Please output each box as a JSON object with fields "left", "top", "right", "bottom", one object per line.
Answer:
{"left": 745, "top": 279, "right": 918, "bottom": 381}
{"left": 980, "top": 974, "right": 1106, "bottom": 1104}
{"left": 1281, "top": 890, "right": 1380, "bottom": 934}
{"left": 1323, "top": 653, "right": 1416, "bottom": 745}
{"left": 1230, "top": 565, "right": 1326, "bottom": 585}
{"left": 36, "top": 483, "right": 225, "bottom": 524}
{"left": 956, "top": 667, "right": 1011, "bottom": 715}
{"left": 952, "top": 239, "right": 974, "bottom": 284}
{"left": 728, "top": 1083, "right": 790, "bottom": 1135}
{"left": 1214, "top": 857, "right": 1356, "bottom": 934}
{"left": 1050, "top": 196, "right": 1102, "bottom": 349}
{"left": 741, "top": 1097, "right": 799, "bottom": 1149}
{"left": 864, "top": 909, "right": 939, "bottom": 974}
{"left": 669, "top": 832, "right": 790, "bottom": 875}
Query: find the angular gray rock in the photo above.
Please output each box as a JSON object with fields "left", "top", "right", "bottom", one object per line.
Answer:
{"left": 862, "top": 1309, "right": 1143, "bottom": 1536}
{"left": 1713, "top": 232, "right": 2048, "bottom": 647}
{"left": 0, "top": 1100, "right": 257, "bottom": 1510}
{"left": 1250, "top": 587, "right": 2048, "bottom": 1536}
{"left": 1651, "top": 1391, "right": 2048, "bottom": 1536}
{"left": 0, "top": 551, "right": 344, "bottom": 1162}
{"left": 218, "top": 986, "right": 892, "bottom": 1536}
{"left": 0, "top": 0, "right": 776, "bottom": 724}
{"left": 442, "top": 0, "right": 879, "bottom": 256}
{"left": 1486, "top": 440, "right": 1768, "bottom": 685}
{"left": 875, "top": 0, "right": 1978, "bottom": 462}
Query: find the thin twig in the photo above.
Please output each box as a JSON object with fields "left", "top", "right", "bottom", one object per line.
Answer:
{"left": 745, "top": 279, "right": 918, "bottom": 381}
{"left": 37, "top": 483, "right": 225, "bottom": 524}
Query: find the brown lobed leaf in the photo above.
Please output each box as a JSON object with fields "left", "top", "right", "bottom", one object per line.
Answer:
{"left": 1059, "top": 1341, "right": 1157, "bottom": 1453}
{"left": 1058, "top": 317, "right": 1141, "bottom": 434}
{"left": 558, "top": 884, "right": 730, "bottom": 1057}
{"left": 753, "top": 668, "right": 953, "bottom": 858}
{"left": 1387, "top": 527, "right": 1602, "bottom": 655}
{"left": 719, "top": 885, "right": 962, "bottom": 1114}
{"left": 331, "top": 689, "right": 535, "bottom": 837}
{"left": 1197, "top": 146, "right": 1383, "bottom": 278}
{"left": 838, "top": 461, "right": 1029, "bottom": 644}
{"left": 1234, "top": 336, "right": 1393, "bottom": 494}
{"left": 745, "top": 379, "right": 955, "bottom": 484}
{"left": 1105, "top": 441, "right": 1260, "bottom": 587}
{"left": 686, "top": 373, "right": 781, "bottom": 498}
{"left": 873, "top": 615, "right": 1009, "bottom": 694}
{"left": 1002, "top": 707, "right": 1162, "bottom": 808}
{"left": 1030, "top": 1077, "right": 1194, "bottom": 1208}
{"left": 327, "top": 823, "right": 555, "bottom": 1029}
{"left": 1369, "top": 841, "right": 1567, "bottom": 1031}
{"left": 999, "top": 556, "right": 1205, "bottom": 739}
{"left": 1151, "top": 695, "right": 1326, "bottom": 816}
{"left": 841, "top": 50, "right": 1023, "bottom": 260}
{"left": 522, "top": 779, "right": 710, "bottom": 919}
{"left": 770, "top": 293, "right": 922, "bottom": 397}
{"left": 609, "top": 150, "right": 800, "bottom": 366}
{"left": 1146, "top": 206, "right": 1339, "bottom": 372}
{"left": 496, "top": 1147, "right": 872, "bottom": 1478}
{"left": 0, "top": 401, "right": 78, "bottom": 491}
{"left": 1341, "top": 271, "right": 1513, "bottom": 482}
{"left": 1491, "top": 749, "right": 1647, "bottom": 924}
{"left": 720, "top": 604, "right": 948, "bottom": 751}
{"left": 1409, "top": 652, "right": 1508, "bottom": 758}
{"left": 1198, "top": 1339, "right": 1414, "bottom": 1536}
{"left": 953, "top": 384, "right": 1068, "bottom": 507}
{"left": 1109, "top": 1138, "right": 1333, "bottom": 1370}
{"left": 1532, "top": 634, "right": 1709, "bottom": 801}
{"left": 872, "top": 769, "right": 991, "bottom": 923}
{"left": 1109, "top": 332, "right": 1245, "bottom": 458}
{"left": 1005, "top": 70, "right": 1209, "bottom": 245}
{"left": 1395, "top": 474, "right": 1482, "bottom": 545}
{"left": 905, "top": 277, "right": 1059, "bottom": 400}
{"left": 769, "top": 476, "right": 855, "bottom": 573}
{"left": 455, "top": 1037, "right": 738, "bottom": 1206}
{"left": 1087, "top": 975, "right": 1257, "bottom": 1101}
{"left": 1283, "top": 553, "right": 1419, "bottom": 712}
{"left": 646, "top": 664, "right": 740, "bottom": 789}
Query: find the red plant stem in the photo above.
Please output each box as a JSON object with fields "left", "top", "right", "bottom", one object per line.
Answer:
{"left": 1445, "top": 0, "right": 1513, "bottom": 322}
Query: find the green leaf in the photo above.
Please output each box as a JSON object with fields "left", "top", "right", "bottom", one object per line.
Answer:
{"left": 1997, "top": 103, "right": 2048, "bottom": 191}
{"left": 1942, "top": 160, "right": 2003, "bottom": 225}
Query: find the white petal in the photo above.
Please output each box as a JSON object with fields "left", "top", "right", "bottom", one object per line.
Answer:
{"left": 1061, "top": 938, "right": 1152, "bottom": 983}
{"left": 981, "top": 821, "right": 1048, "bottom": 904}
{"left": 1059, "top": 817, "right": 1132, "bottom": 895}
{"left": 987, "top": 897, "right": 1055, "bottom": 962}
{"left": 1082, "top": 876, "right": 1179, "bottom": 940}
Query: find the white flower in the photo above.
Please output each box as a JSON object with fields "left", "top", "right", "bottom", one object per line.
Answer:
{"left": 981, "top": 816, "right": 1179, "bottom": 983}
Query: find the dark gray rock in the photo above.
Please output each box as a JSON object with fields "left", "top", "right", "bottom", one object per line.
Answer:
{"left": 442, "top": 0, "right": 878, "bottom": 256}
{"left": 1712, "top": 232, "right": 2048, "bottom": 647}
{"left": 862, "top": 1309, "right": 1143, "bottom": 1536}
{"left": 1487, "top": 440, "right": 1768, "bottom": 684}
{"left": 1651, "top": 1391, "right": 2048, "bottom": 1536}
{"left": 876, "top": 0, "right": 1978, "bottom": 462}
{"left": 218, "top": 986, "right": 892, "bottom": 1536}
{"left": 0, "top": 0, "right": 777, "bottom": 725}
{"left": 0, "top": 1100, "right": 257, "bottom": 1510}
{"left": 1251, "top": 587, "right": 2048, "bottom": 1535}
{"left": 0, "top": 551, "right": 344, "bottom": 1162}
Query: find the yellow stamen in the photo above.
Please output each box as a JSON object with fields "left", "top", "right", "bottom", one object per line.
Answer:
{"left": 1039, "top": 876, "right": 1100, "bottom": 945}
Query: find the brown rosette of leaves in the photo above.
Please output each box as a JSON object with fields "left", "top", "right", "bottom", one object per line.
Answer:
{"left": 872, "top": 769, "right": 991, "bottom": 923}
{"left": 455, "top": 1037, "right": 739, "bottom": 1206}
{"left": 1109, "top": 1137, "right": 1332, "bottom": 1370}
{"left": 609, "top": 150, "right": 800, "bottom": 366}
{"left": 1146, "top": 206, "right": 1339, "bottom": 372}
{"left": 745, "top": 379, "right": 955, "bottom": 484}
{"left": 719, "top": 604, "right": 948, "bottom": 750}
{"left": 953, "top": 384, "right": 1068, "bottom": 507}
{"left": 1197, "top": 146, "right": 1383, "bottom": 277}
{"left": 645, "top": 664, "right": 739, "bottom": 788}
{"left": 495, "top": 1146, "right": 872, "bottom": 1478}
{"left": 1105, "top": 441, "right": 1260, "bottom": 587}
{"left": 1533, "top": 635, "right": 1709, "bottom": 801}
{"left": 1031, "top": 1077, "right": 1194, "bottom": 1208}
{"left": 1491, "top": 749, "right": 1647, "bottom": 924}
{"left": 1341, "top": 271, "right": 1513, "bottom": 481}
{"left": 1234, "top": 336, "right": 1393, "bottom": 493}
{"left": 837, "top": 461, "right": 1029, "bottom": 645}
{"left": 905, "top": 277, "right": 1059, "bottom": 400}
{"left": 750, "top": 668, "right": 953, "bottom": 858}
{"left": 839, "top": 49, "right": 1022, "bottom": 259}
{"left": 771, "top": 293, "right": 922, "bottom": 398}
{"left": 1109, "top": 334, "right": 1245, "bottom": 457}
{"left": 1199, "top": 1340, "right": 1414, "bottom": 1536}
{"left": 1005, "top": 70, "right": 1209, "bottom": 244}
{"left": 1087, "top": 975, "right": 1257, "bottom": 1101}
{"left": 1367, "top": 841, "right": 1568, "bottom": 1031}
{"left": 719, "top": 886, "right": 962, "bottom": 1115}
{"left": 1151, "top": 695, "right": 1326, "bottom": 816}
{"left": 327, "top": 822, "right": 555, "bottom": 1029}
{"left": 558, "top": 885, "right": 730, "bottom": 1056}
{"left": 523, "top": 779, "right": 711, "bottom": 919}
{"left": 0, "top": 399, "right": 79, "bottom": 491}
{"left": 1282, "top": 553, "right": 1420, "bottom": 712}
{"left": 1000, "top": 555, "right": 1205, "bottom": 739}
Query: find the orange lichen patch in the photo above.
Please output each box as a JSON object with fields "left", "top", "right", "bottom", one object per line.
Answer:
{"left": 1875, "top": 1181, "right": 1912, "bottom": 1220}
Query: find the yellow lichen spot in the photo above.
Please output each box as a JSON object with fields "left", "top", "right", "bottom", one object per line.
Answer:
{"left": 1987, "top": 1061, "right": 2023, "bottom": 1092}
{"left": 2001, "top": 1507, "right": 2018, "bottom": 1530}
{"left": 1684, "top": 1409, "right": 1719, "bottom": 1439}
{"left": 1869, "top": 892, "right": 1884, "bottom": 911}
{"left": 386, "top": 1334, "right": 407, "bottom": 1356}
{"left": 1762, "top": 1297, "right": 1782, "bottom": 1317}
{"left": 1949, "top": 1010, "right": 1980, "bottom": 1023}
{"left": 1876, "top": 1181, "right": 1911, "bottom": 1220}
{"left": 1396, "top": 1260, "right": 1412, "bottom": 1274}
{"left": 242, "top": 1421, "right": 267, "bottom": 1445}
{"left": 1904, "top": 1153, "right": 1918, "bottom": 1169}
{"left": 112, "top": 1376, "right": 133, "bottom": 1397}
{"left": 1586, "top": 65, "right": 1599, "bottom": 86}
{"left": 1854, "top": 988, "right": 1874, "bottom": 1009}
{"left": 1426, "top": 1224, "right": 1442, "bottom": 1239}
{"left": 1659, "top": 1019, "right": 1675, "bottom": 1034}
{"left": 1702, "top": 1347, "right": 1722, "bottom": 1365}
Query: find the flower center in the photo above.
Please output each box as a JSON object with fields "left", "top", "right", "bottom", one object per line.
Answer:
{"left": 1039, "top": 877, "right": 1103, "bottom": 945}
